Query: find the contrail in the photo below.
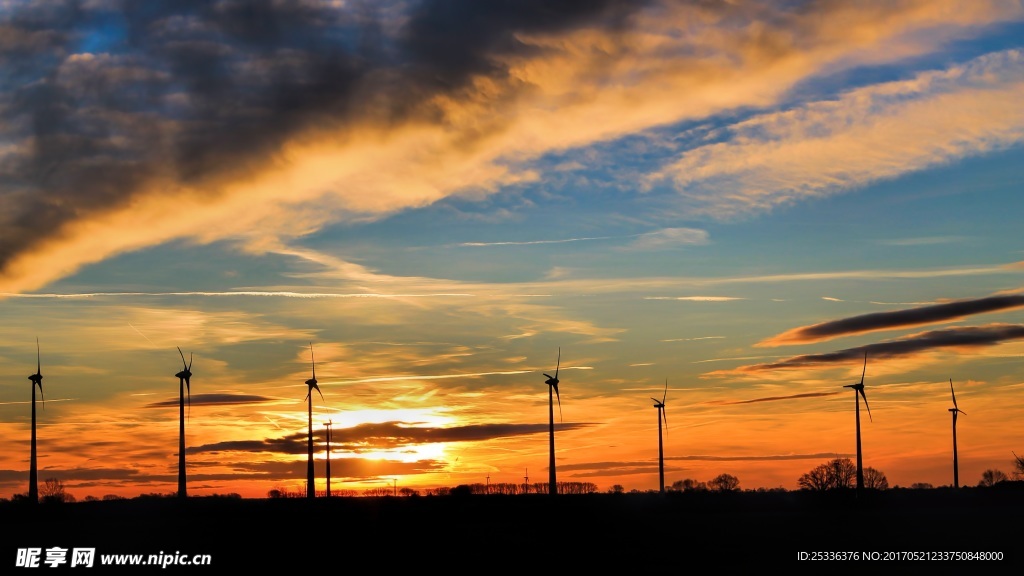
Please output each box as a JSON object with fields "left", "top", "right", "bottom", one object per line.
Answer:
{"left": 128, "top": 322, "right": 158, "bottom": 347}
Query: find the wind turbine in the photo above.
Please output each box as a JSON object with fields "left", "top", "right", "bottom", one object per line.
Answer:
{"left": 174, "top": 347, "right": 192, "bottom": 499}
{"left": 843, "top": 351, "right": 871, "bottom": 495}
{"left": 948, "top": 378, "right": 966, "bottom": 489}
{"left": 652, "top": 379, "right": 668, "bottom": 494}
{"left": 325, "top": 419, "right": 333, "bottom": 498}
{"left": 304, "top": 343, "right": 324, "bottom": 499}
{"left": 543, "top": 348, "right": 562, "bottom": 496}
{"left": 28, "top": 338, "right": 44, "bottom": 503}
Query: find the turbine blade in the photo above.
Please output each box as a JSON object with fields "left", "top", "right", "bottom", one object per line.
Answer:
{"left": 313, "top": 382, "right": 324, "bottom": 401}
{"left": 950, "top": 378, "right": 958, "bottom": 409}
{"left": 553, "top": 347, "right": 560, "bottom": 380}
{"left": 662, "top": 379, "right": 668, "bottom": 404}
{"left": 178, "top": 346, "right": 187, "bottom": 369}
{"left": 188, "top": 353, "right": 192, "bottom": 370}
{"left": 36, "top": 337, "right": 40, "bottom": 374}
{"left": 662, "top": 409, "right": 668, "bottom": 430}
{"left": 554, "top": 385, "right": 562, "bottom": 421}
{"left": 309, "top": 342, "right": 316, "bottom": 380}
{"left": 860, "top": 351, "right": 867, "bottom": 385}
{"left": 860, "top": 388, "right": 872, "bottom": 422}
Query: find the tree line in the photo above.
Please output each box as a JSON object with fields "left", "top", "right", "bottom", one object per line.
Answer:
{"left": 9, "top": 452, "right": 1024, "bottom": 503}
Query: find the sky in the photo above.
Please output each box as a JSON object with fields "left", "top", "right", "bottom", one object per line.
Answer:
{"left": 2, "top": 0, "right": 1024, "bottom": 500}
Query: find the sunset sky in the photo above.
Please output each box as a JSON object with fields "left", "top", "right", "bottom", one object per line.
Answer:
{"left": 2, "top": 0, "right": 1024, "bottom": 500}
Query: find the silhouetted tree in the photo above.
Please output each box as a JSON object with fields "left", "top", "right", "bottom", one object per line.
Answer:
{"left": 1014, "top": 452, "right": 1024, "bottom": 479}
{"left": 40, "top": 478, "right": 74, "bottom": 503}
{"left": 978, "top": 469, "right": 1008, "bottom": 487}
{"left": 797, "top": 465, "right": 831, "bottom": 491}
{"left": 557, "top": 481, "right": 598, "bottom": 495}
{"left": 798, "top": 458, "right": 857, "bottom": 491}
{"left": 708, "top": 473, "right": 740, "bottom": 492}
{"left": 863, "top": 467, "right": 889, "bottom": 490}
{"left": 363, "top": 487, "right": 394, "bottom": 497}
{"left": 450, "top": 484, "right": 473, "bottom": 497}
{"left": 610, "top": 484, "right": 624, "bottom": 494}
{"left": 910, "top": 482, "right": 933, "bottom": 490}
{"left": 672, "top": 478, "right": 708, "bottom": 492}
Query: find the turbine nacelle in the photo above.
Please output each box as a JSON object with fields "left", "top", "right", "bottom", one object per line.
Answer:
{"left": 176, "top": 347, "right": 193, "bottom": 412}
{"left": 305, "top": 380, "right": 324, "bottom": 402}
{"left": 543, "top": 347, "right": 562, "bottom": 421}
{"left": 305, "top": 342, "right": 324, "bottom": 402}
{"left": 653, "top": 379, "right": 668, "bottom": 427}
{"left": 949, "top": 378, "right": 966, "bottom": 416}
{"left": 843, "top": 352, "right": 872, "bottom": 422}
{"left": 29, "top": 338, "right": 44, "bottom": 406}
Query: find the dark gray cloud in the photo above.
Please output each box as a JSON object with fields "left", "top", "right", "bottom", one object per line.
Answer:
{"left": 725, "top": 323, "right": 1024, "bottom": 373}
{"left": 0, "top": 0, "right": 649, "bottom": 276}
{"left": 760, "top": 293, "right": 1024, "bottom": 346}
{"left": 708, "top": 391, "right": 842, "bottom": 405}
{"left": 190, "top": 420, "right": 593, "bottom": 455}
{"left": 145, "top": 393, "right": 275, "bottom": 408}
{"left": 666, "top": 453, "right": 854, "bottom": 462}
{"left": 0, "top": 466, "right": 141, "bottom": 482}
{"left": 0, "top": 457, "right": 437, "bottom": 491}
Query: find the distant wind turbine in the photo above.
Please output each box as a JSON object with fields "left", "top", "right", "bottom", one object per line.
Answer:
{"left": 652, "top": 379, "right": 669, "bottom": 494}
{"left": 304, "top": 343, "right": 324, "bottom": 499}
{"left": 174, "top": 347, "right": 192, "bottom": 499}
{"left": 948, "top": 378, "right": 966, "bottom": 489}
{"left": 28, "top": 338, "right": 44, "bottom": 504}
{"left": 843, "top": 351, "right": 872, "bottom": 496}
{"left": 543, "top": 347, "right": 562, "bottom": 496}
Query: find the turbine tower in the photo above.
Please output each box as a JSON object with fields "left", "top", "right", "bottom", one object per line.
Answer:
{"left": 948, "top": 378, "right": 966, "bottom": 488}
{"left": 304, "top": 343, "right": 324, "bottom": 499}
{"left": 652, "top": 379, "right": 668, "bottom": 494}
{"left": 325, "top": 419, "right": 333, "bottom": 498}
{"left": 174, "top": 347, "right": 192, "bottom": 499}
{"left": 843, "top": 351, "right": 872, "bottom": 496}
{"left": 543, "top": 348, "right": 562, "bottom": 496}
{"left": 28, "top": 338, "right": 44, "bottom": 504}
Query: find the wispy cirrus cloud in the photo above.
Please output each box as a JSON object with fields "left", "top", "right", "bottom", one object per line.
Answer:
{"left": 760, "top": 293, "right": 1024, "bottom": 346}
{"left": 0, "top": 291, "right": 475, "bottom": 299}
{"left": 646, "top": 296, "right": 744, "bottom": 302}
{"left": 620, "top": 228, "right": 709, "bottom": 251}
{"left": 456, "top": 235, "right": 625, "bottom": 247}
{"left": 652, "top": 49, "right": 1024, "bottom": 218}
{"left": 877, "top": 236, "right": 968, "bottom": 246}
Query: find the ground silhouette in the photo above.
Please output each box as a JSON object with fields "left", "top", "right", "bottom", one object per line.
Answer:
{"left": 4, "top": 484, "right": 1022, "bottom": 571}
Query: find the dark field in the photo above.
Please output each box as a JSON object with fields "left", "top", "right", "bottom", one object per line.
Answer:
{"left": 5, "top": 485, "right": 1023, "bottom": 571}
